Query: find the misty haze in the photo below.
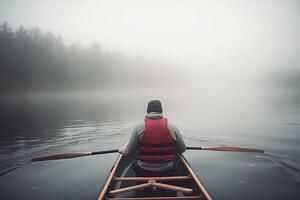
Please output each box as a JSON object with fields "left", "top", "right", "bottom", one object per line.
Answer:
{"left": 0, "top": 1, "right": 300, "bottom": 200}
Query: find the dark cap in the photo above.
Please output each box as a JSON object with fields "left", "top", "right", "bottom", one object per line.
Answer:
{"left": 147, "top": 100, "right": 163, "bottom": 113}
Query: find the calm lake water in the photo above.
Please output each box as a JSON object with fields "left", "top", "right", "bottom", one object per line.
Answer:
{"left": 0, "top": 87, "right": 299, "bottom": 200}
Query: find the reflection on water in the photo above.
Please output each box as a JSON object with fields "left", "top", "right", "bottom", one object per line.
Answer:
{"left": 0, "top": 88, "right": 299, "bottom": 200}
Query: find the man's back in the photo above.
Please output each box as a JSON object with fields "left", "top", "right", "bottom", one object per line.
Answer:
{"left": 122, "top": 111, "right": 186, "bottom": 171}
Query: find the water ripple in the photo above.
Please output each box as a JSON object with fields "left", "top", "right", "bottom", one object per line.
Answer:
{"left": 0, "top": 120, "right": 134, "bottom": 177}
{"left": 258, "top": 152, "right": 300, "bottom": 184}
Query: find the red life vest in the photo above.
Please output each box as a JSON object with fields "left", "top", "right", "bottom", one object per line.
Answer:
{"left": 138, "top": 117, "right": 175, "bottom": 162}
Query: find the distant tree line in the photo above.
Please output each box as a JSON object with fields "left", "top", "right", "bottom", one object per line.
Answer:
{"left": 0, "top": 22, "right": 183, "bottom": 93}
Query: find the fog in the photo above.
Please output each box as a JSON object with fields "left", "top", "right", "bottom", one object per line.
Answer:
{"left": 1, "top": 0, "right": 300, "bottom": 90}
{"left": 1, "top": 0, "right": 300, "bottom": 135}
{"left": 1, "top": 3, "right": 300, "bottom": 199}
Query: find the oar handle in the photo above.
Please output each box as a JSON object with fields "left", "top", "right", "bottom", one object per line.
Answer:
{"left": 92, "top": 149, "right": 119, "bottom": 155}
{"left": 186, "top": 147, "right": 202, "bottom": 150}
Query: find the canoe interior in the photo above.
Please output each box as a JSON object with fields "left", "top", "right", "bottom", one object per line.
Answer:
{"left": 102, "top": 154, "right": 209, "bottom": 200}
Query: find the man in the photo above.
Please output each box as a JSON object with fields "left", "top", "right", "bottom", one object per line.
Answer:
{"left": 120, "top": 100, "right": 186, "bottom": 176}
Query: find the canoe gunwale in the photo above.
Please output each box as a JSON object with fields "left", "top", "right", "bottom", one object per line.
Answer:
{"left": 179, "top": 154, "right": 213, "bottom": 200}
{"left": 98, "top": 153, "right": 213, "bottom": 200}
{"left": 98, "top": 154, "right": 123, "bottom": 200}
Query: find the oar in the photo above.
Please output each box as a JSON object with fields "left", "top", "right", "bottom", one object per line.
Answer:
{"left": 31, "top": 146, "right": 264, "bottom": 162}
{"left": 31, "top": 149, "right": 118, "bottom": 162}
{"left": 187, "top": 146, "right": 264, "bottom": 153}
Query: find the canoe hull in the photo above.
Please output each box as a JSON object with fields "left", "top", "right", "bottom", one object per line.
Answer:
{"left": 98, "top": 154, "right": 212, "bottom": 200}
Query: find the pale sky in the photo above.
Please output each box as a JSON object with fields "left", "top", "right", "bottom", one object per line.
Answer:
{"left": 1, "top": 0, "right": 300, "bottom": 85}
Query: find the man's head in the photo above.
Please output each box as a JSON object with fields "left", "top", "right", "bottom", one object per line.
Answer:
{"left": 147, "top": 100, "right": 163, "bottom": 114}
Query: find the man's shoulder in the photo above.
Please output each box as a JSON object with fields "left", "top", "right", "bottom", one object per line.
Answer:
{"left": 134, "top": 121, "right": 145, "bottom": 128}
{"left": 168, "top": 122, "right": 179, "bottom": 132}
{"left": 132, "top": 122, "right": 145, "bottom": 134}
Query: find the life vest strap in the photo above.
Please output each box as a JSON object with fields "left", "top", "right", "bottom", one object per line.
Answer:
{"left": 139, "top": 143, "right": 174, "bottom": 147}
{"left": 139, "top": 151, "right": 175, "bottom": 156}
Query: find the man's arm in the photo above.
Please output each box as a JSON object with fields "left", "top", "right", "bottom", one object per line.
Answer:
{"left": 120, "top": 123, "right": 144, "bottom": 156}
{"left": 169, "top": 123, "right": 186, "bottom": 153}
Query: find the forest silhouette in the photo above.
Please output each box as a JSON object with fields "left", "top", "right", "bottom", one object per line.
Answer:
{"left": 0, "top": 22, "right": 183, "bottom": 93}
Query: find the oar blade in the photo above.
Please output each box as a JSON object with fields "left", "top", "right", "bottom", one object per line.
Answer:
{"left": 201, "top": 146, "right": 264, "bottom": 153}
{"left": 31, "top": 152, "right": 92, "bottom": 162}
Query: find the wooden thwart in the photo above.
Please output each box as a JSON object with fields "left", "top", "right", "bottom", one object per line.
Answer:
{"left": 110, "top": 183, "right": 151, "bottom": 195}
{"left": 109, "top": 179, "right": 193, "bottom": 195}
{"left": 107, "top": 196, "right": 203, "bottom": 200}
{"left": 151, "top": 182, "right": 193, "bottom": 193}
{"left": 113, "top": 176, "right": 192, "bottom": 182}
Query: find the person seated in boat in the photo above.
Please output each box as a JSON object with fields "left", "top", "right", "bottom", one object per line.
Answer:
{"left": 119, "top": 100, "right": 186, "bottom": 176}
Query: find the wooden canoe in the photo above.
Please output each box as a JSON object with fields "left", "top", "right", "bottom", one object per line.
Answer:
{"left": 98, "top": 154, "right": 213, "bottom": 200}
